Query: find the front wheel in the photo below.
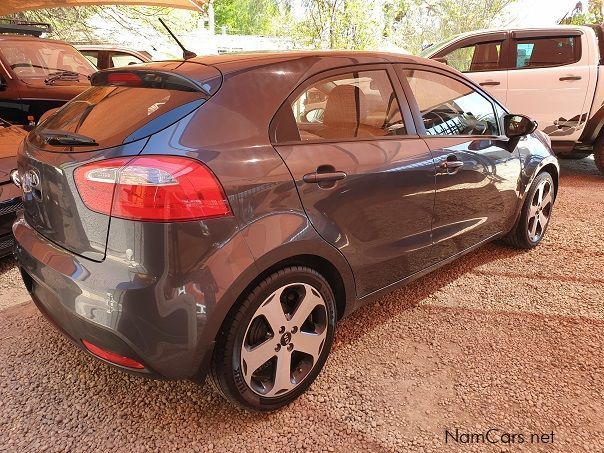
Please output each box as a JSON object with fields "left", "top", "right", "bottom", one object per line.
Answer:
{"left": 504, "top": 172, "right": 555, "bottom": 249}
{"left": 209, "top": 266, "right": 337, "bottom": 411}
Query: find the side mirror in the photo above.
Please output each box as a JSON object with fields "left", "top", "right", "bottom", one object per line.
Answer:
{"left": 433, "top": 57, "right": 448, "bottom": 66}
{"left": 504, "top": 114, "right": 538, "bottom": 138}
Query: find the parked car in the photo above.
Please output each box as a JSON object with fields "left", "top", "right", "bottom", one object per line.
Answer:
{"left": 75, "top": 44, "right": 152, "bottom": 69}
{"left": 13, "top": 51, "right": 559, "bottom": 411}
{"left": 422, "top": 24, "right": 604, "bottom": 174}
{"left": 0, "top": 20, "right": 95, "bottom": 125}
{"left": 0, "top": 118, "right": 25, "bottom": 257}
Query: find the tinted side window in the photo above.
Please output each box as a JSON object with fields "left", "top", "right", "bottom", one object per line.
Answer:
{"left": 442, "top": 41, "right": 502, "bottom": 72}
{"left": 80, "top": 50, "right": 99, "bottom": 68}
{"left": 110, "top": 52, "right": 145, "bottom": 68}
{"left": 514, "top": 36, "right": 580, "bottom": 68}
{"left": 291, "top": 70, "right": 406, "bottom": 141}
{"left": 404, "top": 69, "right": 499, "bottom": 136}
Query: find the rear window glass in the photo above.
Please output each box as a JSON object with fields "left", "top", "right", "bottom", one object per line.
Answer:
{"left": 80, "top": 50, "right": 99, "bottom": 67}
{"left": 32, "top": 86, "right": 203, "bottom": 151}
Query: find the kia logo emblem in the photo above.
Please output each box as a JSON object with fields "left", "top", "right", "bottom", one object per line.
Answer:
{"left": 18, "top": 169, "right": 41, "bottom": 194}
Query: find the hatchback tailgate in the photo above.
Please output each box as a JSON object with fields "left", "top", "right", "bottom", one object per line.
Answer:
{"left": 18, "top": 62, "right": 223, "bottom": 261}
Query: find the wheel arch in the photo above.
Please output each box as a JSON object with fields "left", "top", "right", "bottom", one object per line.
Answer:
{"left": 249, "top": 255, "right": 347, "bottom": 318}
{"left": 222, "top": 253, "right": 350, "bottom": 335}
{"left": 210, "top": 239, "right": 356, "bottom": 345}
{"left": 506, "top": 155, "right": 559, "bottom": 239}
{"left": 579, "top": 103, "right": 604, "bottom": 145}
{"left": 523, "top": 155, "right": 560, "bottom": 199}
{"left": 537, "top": 163, "right": 560, "bottom": 198}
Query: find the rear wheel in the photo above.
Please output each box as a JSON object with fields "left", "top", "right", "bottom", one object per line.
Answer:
{"left": 504, "top": 172, "right": 555, "bottom": 249}
{"left": 210, "top": 266, "right": 336, "bottom": 411}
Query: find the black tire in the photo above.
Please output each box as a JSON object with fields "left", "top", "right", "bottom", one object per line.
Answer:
{"left": 209, "top": 266, "right": 337, "bottom": 411}
{"left": 595, "top": 138, "right": 604, "bottom": 175}
{"left": 557, "top": 152, "right": 591, "bottom": 160}
{"left": 504, "top": 172, "right": 555, "bottom": 250}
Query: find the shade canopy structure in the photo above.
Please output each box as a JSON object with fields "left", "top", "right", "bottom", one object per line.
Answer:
{"left": 0, "top": 0, "right": 204, "bottom": 16}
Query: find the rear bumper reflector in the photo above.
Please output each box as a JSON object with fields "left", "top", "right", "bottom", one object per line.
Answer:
{"left": 81, "top": 339, "right": 145, "bottom": 369}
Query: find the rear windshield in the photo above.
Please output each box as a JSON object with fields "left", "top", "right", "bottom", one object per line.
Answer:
{"left": 0, "top": 40, "right": 95, "bottom": 81}
{"left": 31, "top": 85, "right": 205, "bottom": 151}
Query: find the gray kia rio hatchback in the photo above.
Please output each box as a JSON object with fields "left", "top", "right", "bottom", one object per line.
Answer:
{"left": 13, "top": 51, "right": 559, "bottom": 411}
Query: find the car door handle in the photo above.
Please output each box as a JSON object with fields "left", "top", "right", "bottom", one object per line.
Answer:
{"left": 479, "top": 81, "right": 501, "bottom": 86}
{"left": 559, "top": 76, "right": 582, "bottom": 81}
{"left": 439, "top": 160, "right": 464, "bottom": 174}
{"left": 303, "top": 171, "right": 347, "bottom": 184}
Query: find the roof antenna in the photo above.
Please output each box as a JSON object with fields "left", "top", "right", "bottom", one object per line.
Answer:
{"left": 158, "top": 17, "right": 197, "bottom": 60}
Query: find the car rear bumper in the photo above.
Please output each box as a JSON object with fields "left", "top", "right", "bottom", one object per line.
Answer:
{"left": 19, "top": 264, "right": 156, "bottom": 376}
{"left": 12, "top": 215, "right": 235, "bottom": 380}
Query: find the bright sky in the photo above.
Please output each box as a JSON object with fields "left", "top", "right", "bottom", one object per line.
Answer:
{"left": 508, "top": 0, "right": 586, "bottom": 26}
{"left": 290, "top": 0, "right": 587, "bottom": 27}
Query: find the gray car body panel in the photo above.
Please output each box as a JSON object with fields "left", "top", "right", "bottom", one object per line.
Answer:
{"left": 13, "top": 51, "right": 558, "bottom": 380}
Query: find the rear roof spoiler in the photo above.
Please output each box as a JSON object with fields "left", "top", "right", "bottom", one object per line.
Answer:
{"left": 0, "top": 20, "right": 51, "bottom": 37}
{"left": 91, "top": 69, "right": 212, "bottom": 95}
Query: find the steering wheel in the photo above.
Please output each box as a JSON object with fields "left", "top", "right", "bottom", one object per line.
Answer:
{"left": 460, "top": 113, "right": 491, "bottom": 135}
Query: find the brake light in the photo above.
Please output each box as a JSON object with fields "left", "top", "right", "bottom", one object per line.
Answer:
{"left": 82, "top": 339, "right": 145, "bottom": 369}
{"left": 91, "top": 70, "right": 208, "bottom": 93}
{"left": 74, "top": 156, "right": 231, "bottom": 221}
{"left": 106, "top": 72, "right": 143, "bottom": 86}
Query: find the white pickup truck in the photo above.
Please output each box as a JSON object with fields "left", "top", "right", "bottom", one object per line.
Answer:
{"left": 422, "top": 24, "right": 604, "bottom": 175}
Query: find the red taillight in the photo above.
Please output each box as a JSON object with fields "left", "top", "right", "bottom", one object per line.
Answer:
{"left": 74, "top": 156, "right": 232, "bottom": 221}
{"left": 81, "top": 339, "right": 145, "bottom": 369}
{"left": 106, "top": 72, "right": 143, "bottom": 86}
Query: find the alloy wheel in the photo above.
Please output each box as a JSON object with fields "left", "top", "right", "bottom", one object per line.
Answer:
{"left": 527, "top": 179, "right": 554, "bottom": 242}
{"left": 240, "top": 283, "right": 328, "bottom": 397}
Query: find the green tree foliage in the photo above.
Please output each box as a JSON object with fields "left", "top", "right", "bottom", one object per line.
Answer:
{"left": 214, "top": 0, "right": 285, "bottom": 35}
{"left": 4, "top": 0, "right": 516, "bottom": 53}
{"left": 6, "top": 6, "right": 201, "bottom": 44}
{"left": 7, "top": 7, "right": 100, "bottom": 41}
{"left": 290, "top": 0, "right": 515, "bottom": 52}
{"left": 382, "top": 0, "right": 410, "bottom": 40}
{"left": 294, "top": 0, "right": 382, "bottom": 49}
{"left": 389, "top": 0, "right": 517, "bottom": 54}
{"left": 560, "top": 0, "right": 603, "bottom": 25}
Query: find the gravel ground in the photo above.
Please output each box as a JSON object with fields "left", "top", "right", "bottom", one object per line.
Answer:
{"left": 0, "top": 158, "right": 603, "bottom": 452}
